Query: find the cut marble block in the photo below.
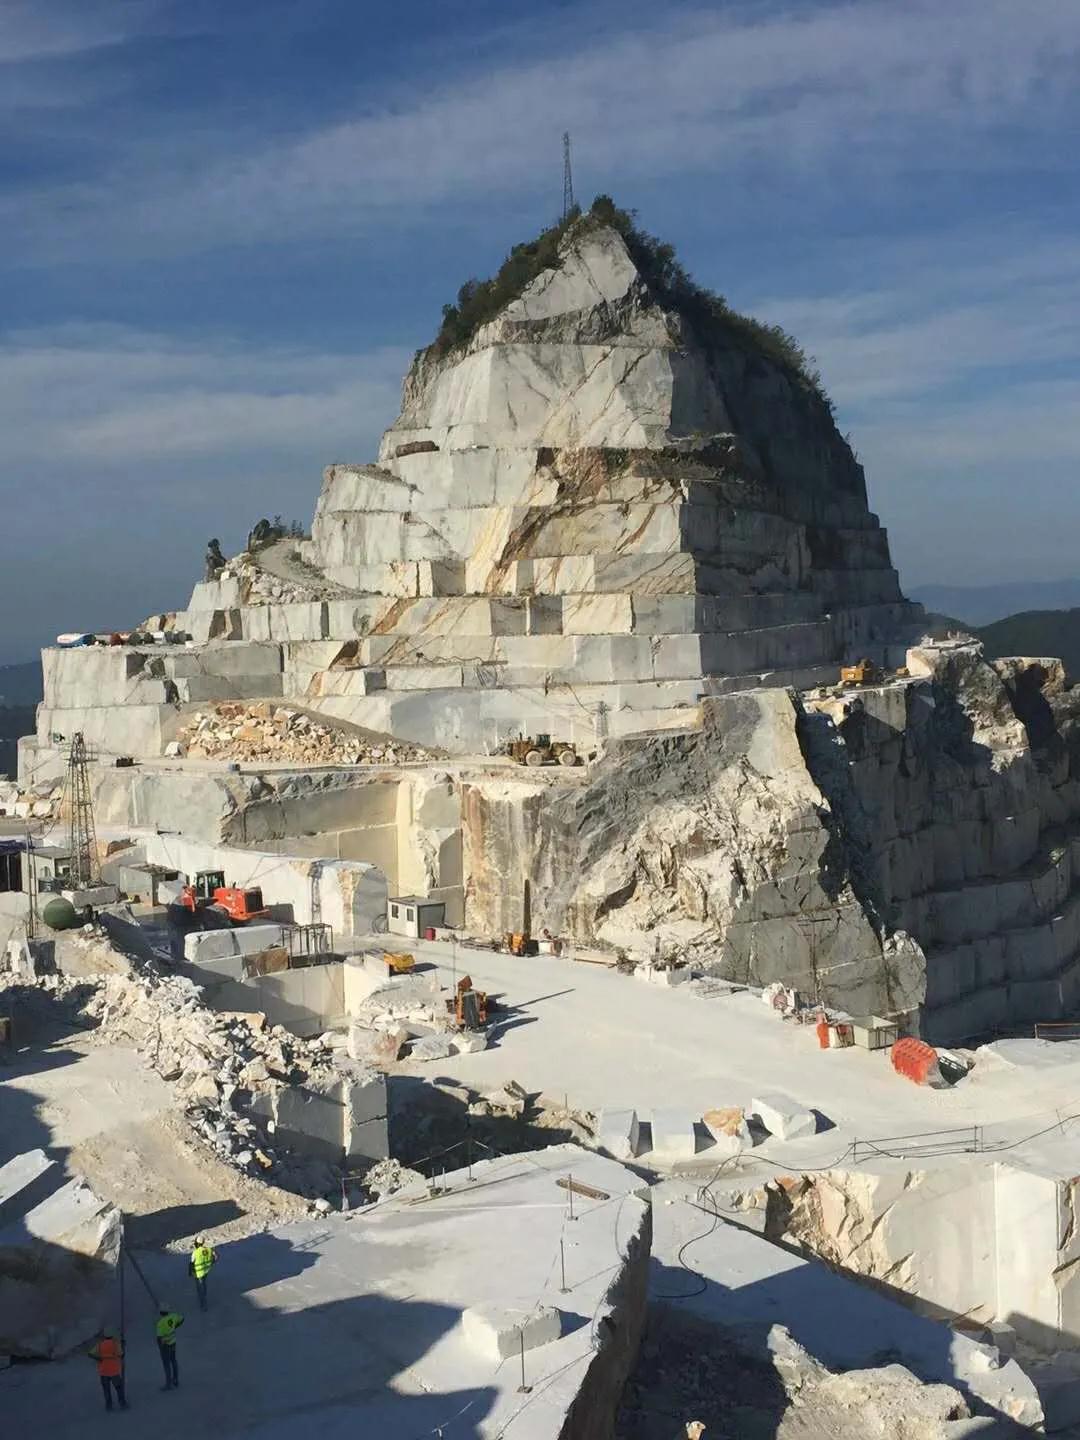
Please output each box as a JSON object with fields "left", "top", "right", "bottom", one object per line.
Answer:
{"left": 749, "top": 1093, "right": 818, "bottom": 1141}
{"left": 597, "top": 1109, "right": 641, "bottom": 1161}
{"left": 462, "top": 1304, "right": 562, "bottom": 1361}
{"left": 648, "top": 1108, "right": 698, "bottom": 1160}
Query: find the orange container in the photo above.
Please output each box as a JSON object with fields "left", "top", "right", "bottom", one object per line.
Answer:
{"left": 891, "top": 1036, "right": 939, "bottom": 1085}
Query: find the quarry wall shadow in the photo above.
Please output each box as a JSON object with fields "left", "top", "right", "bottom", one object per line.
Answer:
{"left": 386, "top": 1072, "right": 588, "bottom": 1176}
{"left": 4, "top": 1227, "right": 500, "bottom": 1439}
{"left": 0, "top": 985, "right": 92, "bottom": 1168}
{"left": 641, "top": 1253, "right": 1030, "bottom": 1437}
{"left": 0, "top": 990, "right": 123, "bottom": 1361}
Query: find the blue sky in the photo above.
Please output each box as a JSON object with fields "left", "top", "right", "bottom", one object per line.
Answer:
{"left": 4, "top": 0, "right": 1080, "bottom": 661}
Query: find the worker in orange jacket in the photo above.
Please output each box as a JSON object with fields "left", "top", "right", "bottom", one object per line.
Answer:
{"left": 89, "top": 1328, "right": 128, "bottom": 1411}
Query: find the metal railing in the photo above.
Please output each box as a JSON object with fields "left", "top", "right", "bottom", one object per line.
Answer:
{"left": 1034, "top": 1021, "right": 1080, "bottom": 1042}
{"left": 850, "top": 1125, "right": 983, "bottom": 1163}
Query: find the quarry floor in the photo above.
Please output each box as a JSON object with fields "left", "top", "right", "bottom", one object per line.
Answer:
{"left": 2, "top": 1147, "right": 644, "bottom": 1440}
{"left": 393, "top": 939, "right": 1080, "bottom": 1170}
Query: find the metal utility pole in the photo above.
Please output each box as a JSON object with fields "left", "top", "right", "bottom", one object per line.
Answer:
{"left": 310, "top": 860, "right": 323, "bottom": 927}
{"left": 67, "top": 732, "right": 99, "bottom": 889}
{"left": 562, "top": 132, "right": 575, "bottom": 220}
{"left": 24, "top": 826, "right": 38, "bottom": 940}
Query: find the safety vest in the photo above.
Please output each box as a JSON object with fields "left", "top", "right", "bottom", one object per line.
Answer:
{"left": 93, "top": 1337, "right": 123, "bottom": 1377}
{"left": 191, "top": 1245, "right": 215, "bottom": 1279}
{"left": 156, "top": 1312, "right": 183, "bottom": 1344}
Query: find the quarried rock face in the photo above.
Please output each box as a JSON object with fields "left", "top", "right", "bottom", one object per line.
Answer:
{"left": 33, "top": 218, "right": 920, "bottom": 757}
{"left": 293, "top": 222, "right": 920, "bottom": 749}
{"left": 463, "top": 686, "right": 922, "bottom": 1020}
{"left": 463, "top": 641, "right": 1080, "bottom": 1040}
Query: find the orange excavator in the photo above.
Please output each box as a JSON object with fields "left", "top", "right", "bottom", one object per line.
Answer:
{"left": 451, "top": 975, "right": 488, "bottom": 1029}
{"left": 180, "top": 869, "right": 269, "bottom": 925}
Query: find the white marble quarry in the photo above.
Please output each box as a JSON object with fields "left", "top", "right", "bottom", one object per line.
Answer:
{"left": 36, "top": 219, "right": 921, "bottom": 757}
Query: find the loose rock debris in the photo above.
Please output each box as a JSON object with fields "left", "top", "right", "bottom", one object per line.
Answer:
{"left": 176, "top": 700, "right": 432, "bottom": 766}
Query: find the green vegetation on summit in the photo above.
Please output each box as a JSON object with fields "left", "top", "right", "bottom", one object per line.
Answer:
{"left": 432, "top": 196, "right": 829, "bottom": 405}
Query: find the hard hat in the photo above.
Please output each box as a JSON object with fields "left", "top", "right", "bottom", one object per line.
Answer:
{"left": 101, "top": 1326, "right": 115, "bottom": 1338}
{"left": 194, "top": 1235, "right": 206, "bottom": 1245}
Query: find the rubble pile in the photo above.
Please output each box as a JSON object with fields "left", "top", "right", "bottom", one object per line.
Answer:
{"left": 361, "top": 1157, "right": 426, "bottom": 1200}
{"left": 617, "top": 1319, "right": 984, "bottom": 1440}
{"left": 176, "top": 700, "right": 432, "bottom": 766}
{"left": 0, "top": 777, "right": 62, "bottom": 821}
{"left": 87, "top": 970, "right": 374, "bottom": 1201}
{"left": 228, "top": 551, "right": 323, "bottom": 606}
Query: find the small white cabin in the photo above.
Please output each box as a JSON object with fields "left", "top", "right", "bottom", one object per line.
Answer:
{"left": 386, "top": 895, "right": 446, "bottom": 940}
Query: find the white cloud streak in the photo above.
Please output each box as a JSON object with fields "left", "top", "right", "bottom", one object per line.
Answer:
{"left": 746, "top": 230, "right": 1080, "bottom": 584}
{"left": 0, "top": 1, "right": 172, "bottom": 63}
{"left": 8, "top": 0, "right": 1080, "bottom": 260}
{"left": 754, "top": 233, "right": 1080, "bottom": 408}
{"left": 0, "top": 325, "right": 408, "bottom": 463}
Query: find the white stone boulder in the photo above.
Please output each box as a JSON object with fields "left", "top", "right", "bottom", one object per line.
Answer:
{"left": 597, "top": 1108, "right": 641, "bottom": 1161}
{"left": 0, "top": 1150, "right": 122, "bottom": 1358}
{"left": 648, "top": 1108, "right": 697, "bottom": 1160}
{"left": 749, "top": 1092, "right": 818, "bottom": 1142}
{"left": 461, "top": 1303, "right": 562, "bottom": 1361}
{"left": 409, "top": 1033, "right": 454, "bottom": 1062}
{"left": 703, "top": 1106, "right": 752, "bottom": 1156}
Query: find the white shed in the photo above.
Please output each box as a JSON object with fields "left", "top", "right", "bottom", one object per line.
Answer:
{"left": 386, "top": 895, "right": 446, "bottom": 940}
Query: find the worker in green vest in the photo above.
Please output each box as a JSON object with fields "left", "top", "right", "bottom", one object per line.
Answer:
{"left": 188, "top": 1236, "right": 217, "bottom": 1311}
{"left": 155, "top": 1307, "right": 184, "bottom": 1389}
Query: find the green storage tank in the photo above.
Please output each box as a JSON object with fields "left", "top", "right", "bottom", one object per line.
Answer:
{"left": 42, "top": 896, "right": 78, "bottom": 931}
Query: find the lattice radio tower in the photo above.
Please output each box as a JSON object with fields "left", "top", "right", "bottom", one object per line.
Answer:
{"left": 67, "top": 732, "right": 99, "bottom": 888}
{"left": 562, "top": 132, "right": 575, "bottom": 220}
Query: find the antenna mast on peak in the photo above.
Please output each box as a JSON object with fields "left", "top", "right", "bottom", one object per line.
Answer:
{"left": 562, "top": 132, "right": 575, "bottom": 220}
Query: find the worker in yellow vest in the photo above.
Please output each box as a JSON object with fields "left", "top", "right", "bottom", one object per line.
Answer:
{"left": 89, "top": 1328, "right": 128, "bottom": 1411}
{"left": 189, "top": 1235, "right": 217, "bottom": 1311}
{"left": 156, "top": 1307, "right": 184, "bottom": 1389}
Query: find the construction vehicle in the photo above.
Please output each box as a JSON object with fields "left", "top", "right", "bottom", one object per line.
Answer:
{"left": 839, "top": 658, "right": 882, "bottom": 688}
{"left": 453, "top": 975, "right": 488, "bottom": 1029}
{"left": 505, "top": 734, "right": 580, "bottom": 768}
{"left": 504, "top": 931, "right": 537, "bottom": 957}
{"left": 180, "top": 869, "right": 269, "bottom": 925}
{"left": 385, "top": 950, "right": 416, "bottom": 977}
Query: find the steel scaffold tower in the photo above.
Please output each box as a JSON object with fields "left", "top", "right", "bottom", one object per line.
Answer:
{"left": 67, "top": 732, "right": 99, "bottom": 888}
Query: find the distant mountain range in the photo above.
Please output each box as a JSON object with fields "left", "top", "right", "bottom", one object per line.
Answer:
{"left": 911, "top": 580, "right": 1080, "bottom": 627}
{"left": 0, "top": 660, "right": 43, "bottom": 707}
{"left": 974, "top": 610, "right": 1080, "bottom": 680}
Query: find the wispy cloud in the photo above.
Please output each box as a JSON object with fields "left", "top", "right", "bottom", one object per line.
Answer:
{"left": 749, "top": 228, "right": 1080, "bottom": 585}
{"left": 8, "top": 0, "right": 1080, "bottom": 261}
{"left": 0, "top": 324, "right": 407, "bottom": 464}
{"left": 0, "top": 0, "right": 172, "bottom": 63}
{"left": 0, "top": 323, "right": 409, "bottom": 659}
{"left": 754, "top": 232, "right": 1080, "bottom": 408}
